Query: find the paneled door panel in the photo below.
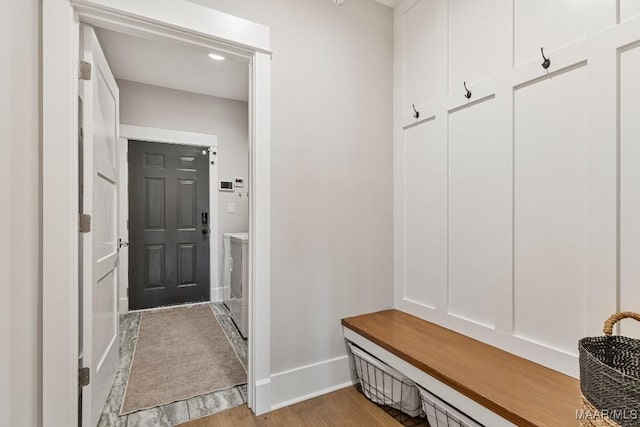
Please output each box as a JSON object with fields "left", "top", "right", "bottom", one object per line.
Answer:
{"left": 403, "top": 119, "right": 447, "bottom": 308}
{"left": 513, "top": 65, "right": 589, "bottom": 355}
{"left": 129, "top": 141, "right": 210, "bottom": 309}
{"left": 80, "top": 25, "right": 120, "bottom": 427}
{"left": 448, "top": 0, "right": 499, "bottom": 93}
{"left": 448, "top": 98, "right": 509, "bottom": 328}
{"left": 402, "top": 0, "right": 439, "bottom": 113}
{"left": 178, "top": 179, "right": 197, "bottom": 229}
{"left": 145, "top": 244, "right": 166, "bottom": 289}
{"left": 619, "top": 42, "right": 640, "bottom": 339}
{"left": 144, "top": 178, "right": 166, "bottom": 229}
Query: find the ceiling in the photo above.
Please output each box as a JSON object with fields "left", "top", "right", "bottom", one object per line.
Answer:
{"left": 97, "top": 29, "right": 249, "bottom": 102}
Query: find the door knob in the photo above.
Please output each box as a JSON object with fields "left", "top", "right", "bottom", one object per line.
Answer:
{"left": 202, "top": 229, "right": 209, "bottom": 235}
{"left": 118, "top": 238, "right": 129, "bottom": 248}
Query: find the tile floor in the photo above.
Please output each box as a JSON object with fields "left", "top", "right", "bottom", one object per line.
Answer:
{"left": 97, "top": 302, "right": 248, "bottom": 427}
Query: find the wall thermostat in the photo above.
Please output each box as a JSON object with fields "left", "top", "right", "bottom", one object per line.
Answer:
{"left": 235, "top": 177, "right": 244, "bottom": 188}
{"left": 219, "top": 180, "right": 234, "bottom": 191}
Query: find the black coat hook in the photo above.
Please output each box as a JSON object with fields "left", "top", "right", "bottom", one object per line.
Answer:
{"left": 463, "top": 82, "right": 472, "bottom": 99}
{"left": 541, "top": 47, "right": 551, "bottom": 69}
{"left": 412, "top": 104, "right": 420, "bottom": 119}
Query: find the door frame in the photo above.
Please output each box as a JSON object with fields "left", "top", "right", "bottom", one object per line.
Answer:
{"left": 42, "top": 0, "right": 272, "bottom": 424}
{"left": 119, "top": 125, "right": 221, "bottom": 312}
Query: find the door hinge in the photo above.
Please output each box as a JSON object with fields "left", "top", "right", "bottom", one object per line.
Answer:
{"left": 79, "top": 61, "right": 92, "bottom": 81}
{"left": 79, "top": 214, "right": 91, "bottom": 233}
{"left": 79, "top": 367, "right": 90, "bottom": 387}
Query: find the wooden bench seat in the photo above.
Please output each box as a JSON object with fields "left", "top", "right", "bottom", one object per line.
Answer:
{"left": 342, "top": 309, "right": 580, "bottom": 427}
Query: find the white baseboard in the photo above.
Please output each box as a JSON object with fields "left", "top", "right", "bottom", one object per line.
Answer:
{"left": 269, "top": 355, "right": 354, "bottom": 411}
{"left": 210, "top": 286, "right": 229, "bottom": 302}
{"left": 254, "top": 377, "right": 272, "bottom": 415}
{"left": 119, "top": 297, "right": 128, "bottom": 314}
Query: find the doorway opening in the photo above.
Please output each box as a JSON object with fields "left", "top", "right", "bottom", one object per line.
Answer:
{"left": 43, "top": 3, "right": 272, "bottom": 424}
{"left": 77, "top": 24, "right": 253, "bottom": 426}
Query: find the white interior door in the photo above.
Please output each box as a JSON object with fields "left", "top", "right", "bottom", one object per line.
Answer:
{"left": 80, "top": 24, "right": 120, "bottom": 427}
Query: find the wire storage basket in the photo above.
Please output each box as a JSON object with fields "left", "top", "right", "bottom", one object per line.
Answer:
{"left": 417, "top": 385, "right": 484, "bottom": 427}
{"left": 579, "top": 312, "right": 640, "bottom": 427}
{"left": 347, "top": 342, "right": 426, "bottom": 425}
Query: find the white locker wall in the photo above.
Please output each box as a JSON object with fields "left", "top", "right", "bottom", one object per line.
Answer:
{"left": 619, "top": 41, "right": 640, "bottom": 339}
{"left": 448, "top": 96, "right": 508, "bottom": 330}
{"left": 403, "top": 119, "right": 447, "bottom": 308}
{"left": 393, "top": 0, "right": 640, "bottom": 377}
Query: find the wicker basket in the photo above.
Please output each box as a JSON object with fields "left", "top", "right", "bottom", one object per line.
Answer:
{"left": 578, "top": 312, "right": 640, "bottom": 427}
{"left": 579, "top": 393, "right": 619, "bottom": 427}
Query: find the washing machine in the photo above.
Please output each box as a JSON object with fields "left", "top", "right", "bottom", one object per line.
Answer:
{"left": 223, "top": 232, "right": 248, "bottom": 338}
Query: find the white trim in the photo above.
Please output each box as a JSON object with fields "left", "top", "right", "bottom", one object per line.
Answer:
{"left": 120, "top": 124, "right": 218, "bottom": 147}
{"left": 42, "top": 2, "right": 79, "bottom": 424}
{"left": 248, "top": 51, "right": 271, "bottom": 415}
{"left": 211, "top": 286, "right": 229, "bottom": 302}
{"left": 271, "top": 382, "right": 355, "bottom": 411}
{"left": 70, "top": 0, "right": 271, "bottom": 54}
{"left": 42, "top": 1, "right": 272, "bottom": 424}
{"left": 118, "top": 297, "right": 128, "bottom": 313}
{"left": 119, "top": 125, "right": 220, "bottom": 311}
{"left": 254, "top": 377, "right": 272, "bottom": 415}
{"left": 269, "top": 355, "right": 353, "bottom": 411}
{"left": 343, "top": 328, "right": 516, "bottom": 427}
{"left": 373, "top": 0, "right": 402, "bottom": 8}
{"left": 117, "top": 137, "right": 129, "bottom": 314}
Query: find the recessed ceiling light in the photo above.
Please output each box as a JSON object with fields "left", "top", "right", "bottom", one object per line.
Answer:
{"left": 208, "top": 53, "right": 225, "bottom": 61}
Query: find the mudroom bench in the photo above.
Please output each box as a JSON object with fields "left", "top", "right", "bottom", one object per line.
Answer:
{"left": 342, "top": 310, "right": 580, "bottom": 427}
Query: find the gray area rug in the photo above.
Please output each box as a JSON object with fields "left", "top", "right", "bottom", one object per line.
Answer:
{"left": 120, "top": 304, "right": 246, "bottom": 415}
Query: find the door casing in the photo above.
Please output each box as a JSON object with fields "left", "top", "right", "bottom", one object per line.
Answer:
{"left": 119, "top": 125, "right": 220, "bottom": 313}
{"left": 42, "top": 0, "right": 272, "bottom": 423}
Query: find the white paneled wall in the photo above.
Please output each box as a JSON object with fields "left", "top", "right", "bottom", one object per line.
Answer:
{"left": 620, "top": 1, "right": 640, "bottom": 23}
{"left": 513, "top": 1, "right": 613, "bottom": 66}
{"left": 404, "top": 118, "right": 446, "bottom": 309}
{"left": 448, "top": 96, "right": 509, "bottom": 329}
{"left": 402, "top": 0, "right": 440, "bottom": 114}
{"left": 394, "top": 0, "right": 640, "bottom": 377}
{"left": 447, "top": 0, "right": 498, "bottom": 94}
{"left": 619, "top": 41, "right": 640, "bottom": 338}
{"left": 512, "top": 65, "right": 589, "bottom": 355}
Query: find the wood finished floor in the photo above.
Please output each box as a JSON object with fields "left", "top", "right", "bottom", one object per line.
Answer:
{"left": 179, "top": 386, "right": 401, "bottom": 426}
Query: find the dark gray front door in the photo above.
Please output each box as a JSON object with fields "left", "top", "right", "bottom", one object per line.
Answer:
{"left": 129, "top": 140, "right": 210, "bottom": 310}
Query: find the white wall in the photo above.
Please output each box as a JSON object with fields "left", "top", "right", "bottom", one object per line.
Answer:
{"left": 118, "top": 79, "right": 249, "bottom": 299}
{"left": 188, "top": 0, "right": 394, "bottom": 407}
{"left": 0, "top": 2, "right": 10, "bottom": 423}
{"left": 6, "top": 0, "right": 393, "bottom": 420}
{"left": 1, "top": 0, "right": 42, "bottom": 426}
{"left": 394, "top": 0, "right": 640, "bottom": 378}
